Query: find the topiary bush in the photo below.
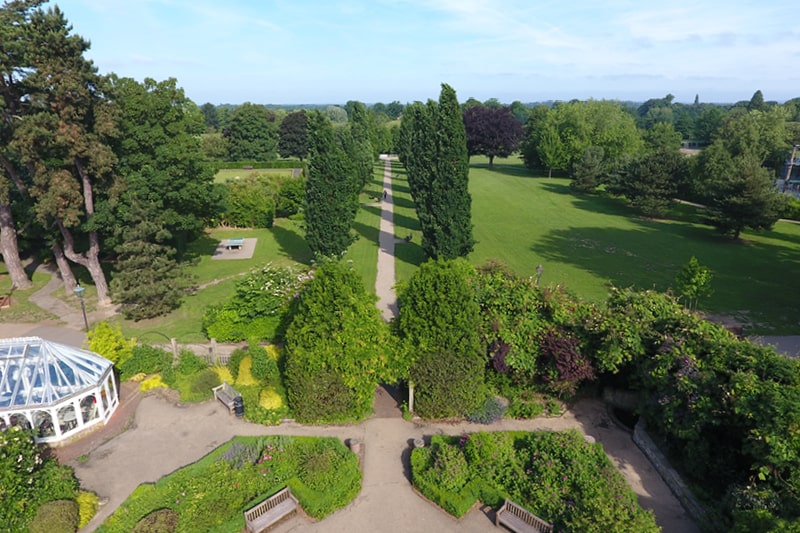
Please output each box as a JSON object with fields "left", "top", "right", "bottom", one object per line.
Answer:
{"left": 130, "top": 508, "right": 179, "bottom": 533}
{"left": 28, "top": 499, "right": 79, "bottom": 533}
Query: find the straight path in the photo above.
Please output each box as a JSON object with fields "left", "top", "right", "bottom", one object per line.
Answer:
{"left": 375, "top": 156, "right": 399, "bottom": 321}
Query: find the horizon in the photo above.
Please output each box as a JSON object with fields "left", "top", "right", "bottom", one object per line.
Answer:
{"left": 46, "top": 0, "right": 799, "bottom": 107}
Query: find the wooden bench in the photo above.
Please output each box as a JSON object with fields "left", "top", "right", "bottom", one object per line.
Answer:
{"left": 244, "top": 487, "right": 298, "bottom": 533}
{"left": 496, "top": 499, "right": 553, "bottom": 533}
{"left": 225, "top": 237, "right": 244, "bottom": 250}
{"left": 212, "top": 381, "right": 241, "bottom": 415}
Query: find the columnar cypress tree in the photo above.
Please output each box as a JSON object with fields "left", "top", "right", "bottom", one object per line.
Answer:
{"left": 403, "top": 84, "right": 474, "bottom": 260}
{"left": 348, "top": 101, "right": 374, "bottom": 188}
{"left": 304, "top": 111, "right": 357, "bottom": 259}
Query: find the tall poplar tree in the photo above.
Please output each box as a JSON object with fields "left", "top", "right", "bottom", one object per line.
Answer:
{"left": 304, "top": 111, "right": 357, "bottom": 259}
{"left": 403, "top": 84, "right": 473, "bottom": 260}
{"left": 348, "top": 101, "right": 374, "bottom": 188}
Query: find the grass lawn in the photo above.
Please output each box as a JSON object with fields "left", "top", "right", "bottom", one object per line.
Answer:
{"left": 0, "top": 270, "right": 59, "bottom": 323}
{"left": 393, "top": 155, "right": 800, "bottom": 334}
{"left": 344, "top": 163, "right": 385, "bottom": 293}
{"left": 214, "top": 168, "right": 296, "bottom": 183}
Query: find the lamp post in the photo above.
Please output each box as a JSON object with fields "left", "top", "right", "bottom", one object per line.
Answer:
{"left": 535, "top": 264, "right": 544, "bottom": 286}
{"left": 73, "top": 285, "right": 89, "bottom": 332}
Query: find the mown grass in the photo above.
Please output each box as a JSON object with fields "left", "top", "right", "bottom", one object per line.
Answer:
{"left": 214, "top": 168, "right": 296, "bottom": 183}
{"left": 394, "top": 155, "right": 800, "bottom": 334}
{"left": 0, "top": 270, "right": 59, "bottom": 323}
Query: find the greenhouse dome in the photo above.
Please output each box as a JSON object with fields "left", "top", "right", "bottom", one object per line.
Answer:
{"left": 0, "top": 336, "right": 119, "bottom": 444}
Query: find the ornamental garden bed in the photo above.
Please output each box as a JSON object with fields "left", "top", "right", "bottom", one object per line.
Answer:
{"left": 96, "top": 435, "right": 360, "bottom": 533}
{"left": 411, "top": 430, "right": 659, "bottom": 533}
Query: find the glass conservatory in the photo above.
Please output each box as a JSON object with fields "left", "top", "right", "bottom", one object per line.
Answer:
{"left": 0, "top": 336, "right": 119, "bottom": 444}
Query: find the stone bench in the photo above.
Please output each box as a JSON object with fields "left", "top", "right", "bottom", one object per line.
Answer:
{"left": 244, "top": 486, "right": 298, "bottom": 533}
{"left": 496, "top": 498, "right": 553, "bottom": 533}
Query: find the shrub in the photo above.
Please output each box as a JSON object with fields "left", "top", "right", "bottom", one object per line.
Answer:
{"left": 130, "top": 508, "right": 179, "bottom": 533}
{"left": 119, "top": 345, "right": 172, "bottom": 381}
{"left": 76, "top": 491, "right": 99, "bottom": 528}
{"left": 87, "top": 321, "right": 134, "bottom": 366}
{"left": 410, "top": 349, "right": 485, "bottom": 419}
{"left": 507, "top": 400, "right": 545, "bottom": 419}
{"left": 467, "top": 396, "right": 507, "bottom": 424}
{"left": 212, "top": 365, "right": 233, "bottom": 384}
{"left": 235, "top": 356, "right": 259, "bottom": 386}
{"left": 227, "top": 348, "right": 247, "bottom": 381}
{"left": 140, "top": 375, "right": 168, "bottom": 392}
{"left": 259, "top": 387, "right": 283, "bottom": 410}
{"left": 249, "top": 342, "right": 279, "bottom": 383}
{"left": 175, "top": 350, "right": 208, "bottom": 376}
{"left": 29, "top": 500, "right": 79, "bottom": 533}
{"left": 538, "top": 326, "right": 595, "bottom": 398}
{"left": 188, "top": 369, "right": 221, "bottom": 398}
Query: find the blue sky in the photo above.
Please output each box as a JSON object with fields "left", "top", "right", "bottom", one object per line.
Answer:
{"left": 47, "top": 0, "right": 799, "bottom": 106}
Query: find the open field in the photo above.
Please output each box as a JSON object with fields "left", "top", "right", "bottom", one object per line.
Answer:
{"left": 214, "top": 168, "right": 296, "bottom": 183}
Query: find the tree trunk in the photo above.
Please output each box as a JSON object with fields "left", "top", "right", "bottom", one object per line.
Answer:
{"left": 51, "top": 242, "right": 77, "bottom": 292}
{"left": 488, "top": 155, "right": 494, "bottom": 169}
{"left": 57, "top": 219, "right": 111, "bottom": 305}
{"left": 0, "top": 203, "right": 32, "bottom": 289}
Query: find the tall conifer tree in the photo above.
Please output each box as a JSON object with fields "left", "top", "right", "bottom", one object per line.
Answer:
{"left": 304, "top": 111, "right": 357, "bottom": 259}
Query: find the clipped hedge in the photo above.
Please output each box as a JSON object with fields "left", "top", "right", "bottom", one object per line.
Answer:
{"left": 29, "top": 499, "right": 79, "bottom": 533}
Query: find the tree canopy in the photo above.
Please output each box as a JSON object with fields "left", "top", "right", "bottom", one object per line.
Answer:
{"left": 463, "top": 105, "right": 524, "bottom": 167}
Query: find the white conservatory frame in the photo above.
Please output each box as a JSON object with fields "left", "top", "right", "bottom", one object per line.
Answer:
{"left": 0, "top": 336, "right": 119, "bottom": 444}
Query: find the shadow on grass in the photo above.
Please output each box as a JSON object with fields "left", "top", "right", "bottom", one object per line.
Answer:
{"left": 352, "top": 220, "right": 380, "bottom": 245}
{"left": 469, "top": 162, "right": 541, "bottom": 179}
{"left": 534, "top": 224, "right": 800, "bottom": 332}
{"left": 389, "top": 196, "right": 416, "bottom": 210}
{"left": 185, "top": 233, "right": 220, "bottom": 262}
{"left": 271, "top": 225, "right": 313, "bottom": 264}
{"left": 395, "top": 242, "right": 426, "bottom": 270}
{"left": 361, "top": 204, "right": 420, "bottom": 232}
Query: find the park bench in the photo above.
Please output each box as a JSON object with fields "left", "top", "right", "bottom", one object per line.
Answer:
{"left": 496, "top": 499, "right": 553, "bottom": 533}
{"left": 244, "top": 486, "right": 299, "bottom": 533}
{"left": 0, "top": 294, "right": 9, "bottom": 309}
{"left": 225, "top": 237, "right": 244, "bottom": 250}
{"left": 212, "top": 381, "right": 242, "bottom": 416}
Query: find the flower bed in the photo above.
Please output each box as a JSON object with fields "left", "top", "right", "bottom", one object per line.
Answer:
{"left": 97, "top": 435, "right": 360, "bottom": 532}
{"left": 411, "top": 430, "right": 659, "bottom": 533}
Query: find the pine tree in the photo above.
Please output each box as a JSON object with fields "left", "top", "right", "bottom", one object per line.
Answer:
{"left": 304, "top": 111, "right": 357, "bottom": 259}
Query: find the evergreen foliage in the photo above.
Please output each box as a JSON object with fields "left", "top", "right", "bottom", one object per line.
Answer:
{"left": 284, "top": 262, "right": 395, "bottom": 423}
{"left": 304, "top": 111, "right": 358, "bottom": 259}
{"left": 226, "top": 102, "right": 278, "bottom": 160}
{"left": 347, "top": 101, "right": 374, "bottom": 187}
{"left": 278, "top": 110, "right": 309, "bottom": 160}
{"left": 400, "top": 84, "right": 474, "bottom": 259}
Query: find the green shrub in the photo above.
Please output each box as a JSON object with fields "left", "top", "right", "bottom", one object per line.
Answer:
{"left": 507, "top": 400, "right": 545, "bottom": 419}
{"left": 188, "top": 369, "right": 221, "bottom": 399}
{"left": 248, "top": 342, "right": 279, "bottom": 383}
{"left": 175, "top": 350, "right": 208, "bottom": 376}
{"left": 227, "top": 348, "right": 247, "bottom": 381}
{"left": 410, "top": 349, "right": 485, "bottom": 419}
{"left": 119, "top": 345, "right": 172, "bottom": 381}
{"left": 410, "top": 446, "right": 481, "bottom": 518}
{"left": 131, "top": 508, "right": 179, "bottom": 533}
{"left": 467, "top": 396, "right": 507, "bottom": 424}
{"left": 76, "top": 491, "right": 99, "bottom": 528}
{"left": 783, "top": 195, "right": 800, "bottom": 221}
{"left": 87, "top": 321, "right": 134, "bottom": 366}
{"left": 0, "top": 427, "right": 78, "bottom": 531}
{"left": 29, "top": 499, "right": 79, "bottom": 533}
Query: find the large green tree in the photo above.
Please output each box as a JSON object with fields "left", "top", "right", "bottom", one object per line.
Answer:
{"left": 304, "top": 111, "right": 357, "bottom": 259}
{"left": 607, "top": 148, "right": 688, "bottom": 217}
{"left": 226, "top": 102, "right": 278, "bottom": 161}
{"left": 347, "top": 101, "right": 374, "bottom": 187}
{"left": 401, "top": 84, "right": 473, "bottom": 260}
{"left": 13, "top": 5, "right": 117, "bottom": 303}
{"left": 277, "top": 110, "right": 308, "bottom": 160}
{"left": 284, "top": 261, "right": 395, "bottom": 423}
{"left": 398, "top": 258, "right": 484, "bottom": 418}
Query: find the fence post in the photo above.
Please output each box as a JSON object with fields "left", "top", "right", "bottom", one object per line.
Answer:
{"left": 211, "top": 338, "right": 218, "bottom": 365}
{"left": 170, "top": 338, "right": 179, "bottom": 363}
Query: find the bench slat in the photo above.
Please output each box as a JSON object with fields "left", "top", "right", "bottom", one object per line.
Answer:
{"left": 496, "top": 499, "right": 553, "bottom": 533}
{"left": 244, "top": 487, "right": 298, "bottom": 533}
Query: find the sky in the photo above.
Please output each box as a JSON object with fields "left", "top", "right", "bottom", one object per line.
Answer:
{"left": 45, "top": 0, "right": 800, "bottom": 106}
